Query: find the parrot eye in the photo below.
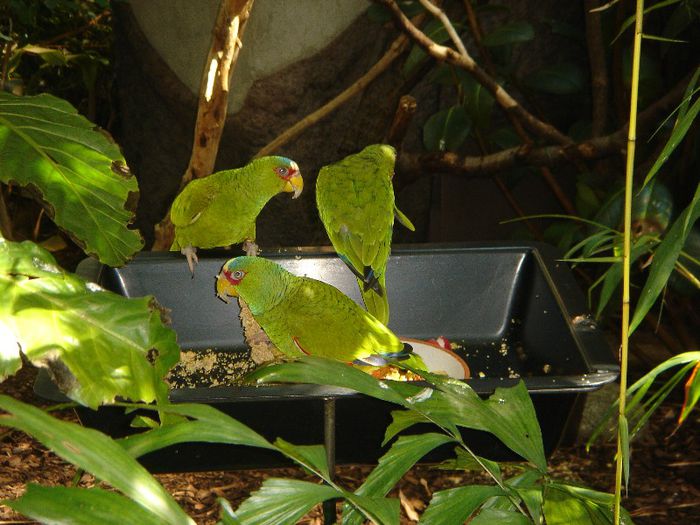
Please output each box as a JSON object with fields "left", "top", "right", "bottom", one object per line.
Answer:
{"left": 275, "top": 166, "right": 289, "bottom": 177}
{"left": 232, "top": 270, "right": 245, "bottom": 280}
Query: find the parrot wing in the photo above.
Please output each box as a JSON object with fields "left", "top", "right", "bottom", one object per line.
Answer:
{"left": 170, "top": 177, "right": 218, "bottom": 227}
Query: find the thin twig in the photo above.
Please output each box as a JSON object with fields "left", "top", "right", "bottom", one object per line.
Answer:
{"left": 38, "top": 10, "right": 110, "bottom": 47}
{"left": 376, "top": 0, "right": 572, "bottom": 146}
{"left": 254, "top": 33, "right": 411, "bottom": 158}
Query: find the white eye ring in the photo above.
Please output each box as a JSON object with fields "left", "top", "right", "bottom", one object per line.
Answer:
{"left": 232, "top": 270, "right": 245, "bottom": 280}
{"left": 276, "top": 166, "right": 289, "bottom": 176}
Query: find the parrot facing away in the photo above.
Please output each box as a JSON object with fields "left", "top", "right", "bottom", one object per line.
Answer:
{"left": 169, "top": 156, "right": 303, "bottom": 274}
{"left": 315, "top": 144, "right": 414, "bottom": 325}
{"left": 216, "top": 256, "right": 425, "bottom": 370}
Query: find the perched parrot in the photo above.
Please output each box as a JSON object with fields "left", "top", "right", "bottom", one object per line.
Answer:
{"left": 216, "top": 256, "right": 425, "bottom": 370}
{"left": 170, "top": 156, "right": 303, "bottom": 274}
{"left": 315, "top": 144, "right": 414, "bottom": 325}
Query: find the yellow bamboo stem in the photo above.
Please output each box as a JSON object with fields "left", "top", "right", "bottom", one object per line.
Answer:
{"left": 615, "top": 0, "right": 644, "bottom": 523}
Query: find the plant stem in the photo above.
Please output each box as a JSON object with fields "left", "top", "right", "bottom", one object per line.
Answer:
{"left": 615, "top": 0, "right": 644, "bottom": 522}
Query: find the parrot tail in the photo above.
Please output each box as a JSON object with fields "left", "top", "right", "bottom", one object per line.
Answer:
{"left": 360, "top": 279, "right": 389, "bottom": 326}
{"left": 353, "top": 342, "right": 414, "bottom": 367}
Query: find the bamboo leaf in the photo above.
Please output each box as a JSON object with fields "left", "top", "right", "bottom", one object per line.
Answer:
{"left": 643, "top": 89, "right": 700, "bottom": 186}
{"left": 0, "top": 92, "right": 143, "bottom": 266}
{"left": 629, "top": 184, "right": 700, "bottom": 333}
{"left": 4, "top": 484, "right": 169, "bottom": 525}
{"left": 619, "top": 415, "right": 630, "bottom": 492}
{"left": 419, "top": 485, "right": 505, "bottom": 525}
{"left": 437, "top": 447, "right": 502, "bottom": 483}
{"left": 0, "top": 396, "right": 193, "bottom": 525}
{"left": 679, "top": 361, "right": 700, "bottom": 425}
{"left": 423, "top": 106, "right": 472, "bottom": 152}
{"left": 612, "top": 0, "right": 682, "bottom": 42}
{"left": 0, "top": 239, "right": 177, "bottom": 408}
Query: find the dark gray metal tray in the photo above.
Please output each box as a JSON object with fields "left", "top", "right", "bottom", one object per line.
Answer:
{"left": 37, "top": 242, "right": 618, "bottom": 472}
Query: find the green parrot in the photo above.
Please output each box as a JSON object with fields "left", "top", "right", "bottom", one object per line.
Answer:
{"left": 315, "top": 144, "right": 414, "bottom": 325}
{"left": 216, "top": 256, "right": 425, "bottom": 370}
{"left": 170, "top": 156, "right": 303, "bottom": 274}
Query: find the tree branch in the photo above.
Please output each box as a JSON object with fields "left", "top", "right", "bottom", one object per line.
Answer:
{"left": 384, "top": 94, "right": 417, "bottom": 149}
{"left": 397, "top": 72, "right": 690, "bottom": 179}
{"left": 152, "top": 0, "right": 255, "bottom": 250}
{"left": 376, "top": 0, "right": 572, "bottom": 146}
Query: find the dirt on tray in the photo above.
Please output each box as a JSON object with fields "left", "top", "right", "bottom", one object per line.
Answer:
{"left": 1, "top": 363, "right": 699, "bottom": 524}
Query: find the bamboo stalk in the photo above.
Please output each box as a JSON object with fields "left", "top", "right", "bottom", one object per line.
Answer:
{"left": 615, "top": 0, "right": 644, "bottom": 522}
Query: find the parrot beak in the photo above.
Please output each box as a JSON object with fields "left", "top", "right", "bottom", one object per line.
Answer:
{"left": 283, "top": 163, "right": 303, "bottom": 199}
{"left": 216, "top": 272, "right": 239, "bottom": 303}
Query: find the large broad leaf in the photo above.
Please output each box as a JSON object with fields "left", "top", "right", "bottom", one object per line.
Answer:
{"left": 419, "top": 485, "right": 506, "bottom": 525}
{"left": 0, "top": 238, "right": 178, "bottom": 408}
{"left": 0, "top": 395, "right": 194, "bottom": 525}
{"left": 403, "top": 19, "right": 451, "bottom": 77}
{"left": 0, "top": 92, "right": 143, "bottom": 266}
{"left": 524, "top": 62, "right": 586, "bottom": 95}
{"left": 482, "top": 21, "right": 534, "bottom": 47}
{"left": 343, "top": 433, "right": 455, "bottom": 525}
{"left": 629, "top": 183, "right": 700, "bottom": 333}
{"left": 4, "top": 484, "right": 169, "bottom": 525}
{"left": 232, "top": 479, "right": 341, "bottom": 525}
{"left": 468, "top": 508, "right": 531, "bottom": 525}
{"left": 423, "top": 105, "right": 472, "bottom": 152}
{"left": 274, "top": 438, "right": 330, "bottom": 479}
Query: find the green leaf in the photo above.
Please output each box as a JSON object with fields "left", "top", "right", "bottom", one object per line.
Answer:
{"left": 18, "top": 44, "right": 69, "bottom": 66}
{"left": 423, "top": 106, "right": 472, "bottom": 152}
{"left": 416, "top": 375, "right": 547, "bottom": 472}
{"left": 274, "top": 438, "right": 330, "bottom": 479}
{"left": 612, "top": 0, "right": 682, "bottom": 43}
{"left": 0, "top": 396, "right": 193, "bottom": 525}
{"left": 0, "top": 92, "right": 143, "bottom": 266}
{"left": 680, "top": 361, "right": 700, "bottom": 425}
{"left": 343, "top": 492, "right": 400, "bottom": 525}
{"left": 0, "top": 239, "right": 177, "bottom": 408}
{"left": 543, "top": 483, "right": 634, "bottom": 525}
{"left": 468, "top": 508, "right": 531, "bottom": 525}
{"left": 438, "top": 447, "right": 502, "bottom": 483}
{"left": 524, "top": 62, "right": 585, "bottom": 95}
{"left": 233, "top": 479, "right": 340, "bottom": 525}
{"left": 619, "top": 414, "right": 630, "bottom": 492}
{"left": 118, "top": 404, "right": 275, "bottom": 458}
{"left": 482, "top": 21, "right": 534, "bottom": 47}
{"left": 218, "top": 499, "right": 242, "bottom": 525}
{"left": 4, "top": 484, "right": 169, "bottom": 525}
{"left": 419, "top": 485, "right": 505, "bottom": 524}
{"left": 343, "top": 433, "right": 455, "bottom": 525}
{"left": 630, "top": 183, "right": 700, "bottom": 333}
{"left": 643, "top": 71, "right": 700, "bottom": 186}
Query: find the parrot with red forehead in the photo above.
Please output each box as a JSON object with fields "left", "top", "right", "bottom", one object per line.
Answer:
{"left": 169, "top": 156, "right": 303, "bottom": 274}
{"left": 216, "top": 256, "right": 425, "bottom": 370}
{"left": 315, "top": 144, "right": 414, "bottom": 325}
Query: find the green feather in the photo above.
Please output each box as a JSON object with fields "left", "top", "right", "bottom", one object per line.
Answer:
{"left": 170, "top": 156, "right": 300, "bottom": 251}
{"left": 218, "top": 256, "right": 422, "bottom": 366}
{"left": 316, "top": 144, "right": 413, "bottom": 325}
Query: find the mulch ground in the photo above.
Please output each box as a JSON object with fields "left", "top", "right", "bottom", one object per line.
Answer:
{"left": 1, "top": 364, "right": 699, "bottom": 524}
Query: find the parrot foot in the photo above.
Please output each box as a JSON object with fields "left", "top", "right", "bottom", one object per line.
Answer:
{"left": 243, "top": 239, "right": 259, "bottom": 257}
{"left": 181, "top": 246, "right": 199, "bottom": 276}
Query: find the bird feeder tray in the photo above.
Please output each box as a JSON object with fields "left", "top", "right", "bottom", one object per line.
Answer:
{"left": 35, "top": 243, "right": 618, "bottom": 473}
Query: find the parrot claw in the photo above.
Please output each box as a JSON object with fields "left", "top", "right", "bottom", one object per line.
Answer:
{"left": 181, "top": 246, "right": 199, "bottom": 276}
{"left": 243, "top": 239, "right": 259, "bottom": 257}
